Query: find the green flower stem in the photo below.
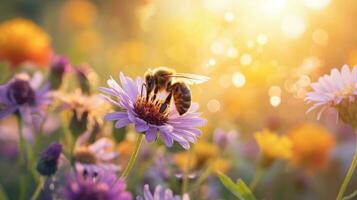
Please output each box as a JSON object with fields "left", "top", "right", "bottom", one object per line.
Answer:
{"left": 30, "top": 177, "right": 45, "bottom": 200}
{"left": 120, "top": 134, "right": 144, "bottom": 179}
{"left": 61, "top": 122, "right": 76, "bottom": 172}
{"left": 336, "top": 134, "right": 357, "bottom": 200}
{"left": 249, "top": 166, "right": 263, "bottom": 191}
{"left": 16, "top": 117, "right": 27, "bottom": 200}
{"left": 182, "top": 147, "right": 194, "bottom": 195}
{"left": 69, "top": 136, "right": 76, "bottom": 172}
{"left": 189, "top": 158, "right": 217, "bottom": 194}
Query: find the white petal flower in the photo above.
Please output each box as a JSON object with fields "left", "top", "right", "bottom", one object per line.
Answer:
{"left": 306, "top": 65, "right": 357, "bottom": 120}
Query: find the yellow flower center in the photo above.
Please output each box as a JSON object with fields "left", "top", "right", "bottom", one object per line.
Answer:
{"left": 334, "top": 85, "right": 355, "bottom": 98}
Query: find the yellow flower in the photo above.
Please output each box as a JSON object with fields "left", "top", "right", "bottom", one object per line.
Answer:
{"left": 254, "top": 129, "right": 293, "bottom": 162}
{"left": 174, "top": 141, "right": 231, "bottom": 173}
{"left": 288, "top": 123, "right": 335, "bottom": 171}
{"left": 0, "top": 18, "right": 51, "bottom": 68}
{"left": 56, "top": 89, "right": 111, "bottom": 132}
{"left": 174, "top": 152, "right": 197, "bottom": 172}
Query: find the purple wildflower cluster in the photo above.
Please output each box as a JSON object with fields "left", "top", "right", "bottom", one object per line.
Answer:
{"left": 0, "top": 56, "right": 208, "bottom": 200}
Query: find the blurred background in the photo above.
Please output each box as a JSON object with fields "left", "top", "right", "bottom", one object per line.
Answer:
{"left": 0, "top": 0, "right": 357, "bottom": 199}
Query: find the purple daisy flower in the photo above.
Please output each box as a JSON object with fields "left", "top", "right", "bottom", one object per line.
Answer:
{"left": 136, "top": 184, "right": 189, "bottom": 200}
{"left": 100, "top": 72, "right": 206, "bottom": 149}
{"left": 0, "top": 73, "right": 51, "bottom": 128}
{"left": 61, "top": 171, "right": 132, "bottom": 200}
{"left": 306, "top": 65, "right": 357, "bottom": 120}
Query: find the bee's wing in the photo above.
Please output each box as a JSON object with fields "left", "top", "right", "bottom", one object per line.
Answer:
{"left": 168, "top": 73, "right": 210, "bottom": 84}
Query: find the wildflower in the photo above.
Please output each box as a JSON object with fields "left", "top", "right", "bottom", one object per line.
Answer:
{"left": 74, "top": 137, "right": 119, "bottom": 173}
{"left": 100, "top": 72, "right": 206, "bottom": 150}
{"left": 254, "top": 129, "right": 292, "bottom": 167}
{"left": 288, "top": 123, "right": 335, "bottom": 171}
{"left": 0, "top": 18, "right": 52, "bottom": 68}
{"left": 213, "top": 128, "right": 238, "bottom": 150}
{"left": 308, "top": 66, "right": 357, "bottom": 200}
{"left": 61, "top": 171, "right": 132, "bottom": 200}
{"left": 0, "top": 73, "right": 51, "bottom": 127}
{"left": 174, "top": 141, "right": 230, "bottom": 173}
{"left": 36, "top": 142, "right": 62, "bottom": 176}
{"left": 56, "top": 89, "right": 110, "bottom": 137}
{"left": 305, "top": 65, "right": 357, "bottom": 127}
{"left": 137, "top": 184, "right": 189, "bottom": 200}
{"left": 49, "top": 55, "right": 71, "bottom": 90}
{"left": 146, "top": 149, "right": 171, "bottom": 181}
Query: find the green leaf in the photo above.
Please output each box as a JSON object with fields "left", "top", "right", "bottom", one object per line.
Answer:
{"left": 236, "top": 179, "right": 257, "bottom": 200}
{"left": 217, "top": 171, "right": 256, "bottom": 200}
{"left": 218, "top": 171, "right": 242, "bottom": 199}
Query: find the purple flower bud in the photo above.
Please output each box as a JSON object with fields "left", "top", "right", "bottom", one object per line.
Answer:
{"left": 213, "top": 128, "right": 238, "bottom": 150}
{"left": 69, "top": 110, "right": 89, "bottom": 138}
{"left": 36, "top": 142, "right": 62, "bottom": 176}
{"left": 49, "top": 56, "right": 70, "bottom": 89}
{"left": 74, "top": 65, "right": 95, "bottom": 94}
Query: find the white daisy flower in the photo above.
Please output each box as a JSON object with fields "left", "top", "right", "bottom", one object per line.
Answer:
{"left": 306, "top": 65, "right": 357, "bottom": 124}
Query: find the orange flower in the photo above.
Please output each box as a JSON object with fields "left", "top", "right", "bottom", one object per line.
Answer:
{"left": 0, "top": 18, "right": 52, "bottom": 68}
{"left": 288, "top": 123, "right": 335, "bottom": 171}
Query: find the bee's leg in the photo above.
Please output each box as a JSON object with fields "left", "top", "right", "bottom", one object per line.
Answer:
{"left": 146, "top": 85, "right": 153, "bottom": 101}
{"left": 151, "top": 86, "right": 159, "bottom": 101}
{"left": 159, "top": 92, "right": 172, "bottom": 113}
{"left": 141, "top": 83, "right": 146, "bottom": 97}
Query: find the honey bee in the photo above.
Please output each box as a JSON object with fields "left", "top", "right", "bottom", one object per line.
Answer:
{"left": 143, "top": 67, "right": 209, "bottom": 115}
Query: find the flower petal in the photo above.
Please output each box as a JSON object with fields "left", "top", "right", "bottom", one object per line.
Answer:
{"left": 115, "top": 118, "right": 131, "bottom": 129}
{"left": 104, "top": 112, "right": 128, "bottom": 121}
{"left": 145, "top": 127, "right": 158, "bottom": 142}
{"left": 135, "top": 121, "right": 149, "bottom": 132}
{"left": 0, "top": 107, "right": 16, "bottom": 118}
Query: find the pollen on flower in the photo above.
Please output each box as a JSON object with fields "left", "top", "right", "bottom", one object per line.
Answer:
{"left": 334, "top": 85, "right": 355, "bottom": 99}
{"left": 133, "top": 95, "right": 169, "bottom": 126}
